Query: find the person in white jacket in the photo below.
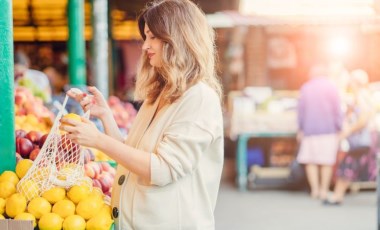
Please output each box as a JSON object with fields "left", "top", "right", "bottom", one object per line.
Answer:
{"left": 61, "top": 0, "right": 224, "bottom": 229}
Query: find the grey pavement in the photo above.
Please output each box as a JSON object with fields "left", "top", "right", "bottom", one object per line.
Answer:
{"left": 215, "top": 182, "right": 376, "bottom": 230}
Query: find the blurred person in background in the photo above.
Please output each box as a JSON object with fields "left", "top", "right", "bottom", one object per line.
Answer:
{"left": 43, "top": 64, "right": 69, "bottom": 96}
{"left": 14, "top": 50, "right": 52, "bottom": 103}
{"left": 297, "top": 62, "right": 343, "bottom": 200}
{"left": 61, "top": 0, "right": 224, "bottom": 229}
{"left": 325, "top": 69, "right": 376, "bottom": 205}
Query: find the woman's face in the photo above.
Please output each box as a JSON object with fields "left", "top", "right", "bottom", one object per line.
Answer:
{"left": 142, "top": 24, "right": 164, "bottom": 68}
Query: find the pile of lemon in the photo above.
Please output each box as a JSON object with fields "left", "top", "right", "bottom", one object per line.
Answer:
{"left": 0, "top": 159, "right": 113, "bottom": 230}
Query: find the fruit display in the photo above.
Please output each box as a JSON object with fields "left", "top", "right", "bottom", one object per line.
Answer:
{"left": 0, "top": 161, "right": 114, "bottom": 230}
{"left": 15, "top": 86, "right": 54, "bottom": 133}
{"left": 108, "top": 96, "right": 137, "bottom": 133}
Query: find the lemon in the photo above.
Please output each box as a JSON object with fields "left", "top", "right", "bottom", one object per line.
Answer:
{"left": 67, "top": 185, "right": 91, "bottom": 204}
{"left": 0, "top": 198, "right": 5, "bottom": 214}
{"left": 28, "top": 197, "right": 51, "bottom": 219}
{"left": 52, "top": 199, "right": 75, "bottom": 219}
{"left": 17, "top": 179, "right": 40, "bottom": 201}
{"left": 0, "top": 214, "right": 4, "bottom": 219}
{"left": 86, "top": 211, "right": 114, "bottom": 230}
{"left": 0, "top": 171, "right": 20, "bottom": 185}
{"left": 5, "top": 193, "right": 27, "bottom": 218}
{"left": 62, "top": 214, "right": 86, "bottom": 230}
{"left": 38, "top": 213, "right": 63, "bottom": 230}
{"left": 61, "top": 113, "right": 82, "bottom": 126}
{"left": 88, "top": 187, "right": 104, "bottom": 200}
{"left": 15, "top": 212, "right": 37, "bottom": 227}
{"left": 15, "top": 159, "right": 33, "bottom": 179}
{"left": 76, "top": 196, "right": 104, "bottom": 220}
{"left": 33, "top": 167, "right": 50, "bottom": 181}
{"left": 42, "top": 187, "right": 66, "bottom": 204}
{"left": 99, "top": 204, "right": 112, "bottom": 218}
{"left": 0, "top": 181, "right": 16, "bottom": 199}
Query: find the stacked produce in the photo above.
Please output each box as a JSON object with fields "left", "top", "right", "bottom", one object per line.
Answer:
{"left": 15, "top": 86, "right": 53, "bottom": 133}
{"left": 108, "top": 96, "right": 137, "bottom": 132}
{"left": 16, "top": 129, "right": 116, "bottom": 201}
{"left": 0, "top": 160, "right": 113, "bottom": 230}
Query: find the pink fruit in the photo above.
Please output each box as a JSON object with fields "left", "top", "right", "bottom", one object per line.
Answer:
{"left": 84, "top": 164, "right": 96, "bottom": 179}
{"left": 108, "top": 167, "right": 116, "bottom": 177}
{"left": 98, "top": 172, "right": 113, "bottom": 193}
{"left": 92, "top": 162, "right": 103, "bottom": 178}
{"left": 92, "top": 179, "right": 102, "bottom": 190}
{"left": 83, "top": 149, "right": 92, "bottom": 164}
{"left": 100, "top": 162, "right": 112, "bottom": 172}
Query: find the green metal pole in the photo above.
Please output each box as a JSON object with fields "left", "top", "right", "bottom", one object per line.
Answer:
{"left": 0, "top": 0, "right": 15, "bottom": 173}
{"left": 68, "top": 0, "right": 86, "bottom": 87}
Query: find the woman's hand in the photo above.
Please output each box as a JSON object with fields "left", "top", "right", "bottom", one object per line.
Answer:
{"left": 60, "top": 116, "right": 102, "bottom": 149}
{"left": 67, "top": 86, "right": 110, "bottom": 119}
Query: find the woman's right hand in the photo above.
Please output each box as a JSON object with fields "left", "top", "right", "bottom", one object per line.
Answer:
{"left": 67, "top": 86, "right": 110, "bottom": 119}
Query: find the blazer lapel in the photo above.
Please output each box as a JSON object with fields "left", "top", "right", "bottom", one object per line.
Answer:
{"left": 126, "top": 95, "right": 162, "bottom": 148}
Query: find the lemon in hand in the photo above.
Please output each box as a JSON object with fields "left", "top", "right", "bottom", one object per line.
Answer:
{"left": 61, "top": 113, "right": 82, "bottom": 126}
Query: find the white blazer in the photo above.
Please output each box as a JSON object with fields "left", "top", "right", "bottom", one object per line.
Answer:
{"left": 111, "top": 82, "right": 224, "bottom": 230}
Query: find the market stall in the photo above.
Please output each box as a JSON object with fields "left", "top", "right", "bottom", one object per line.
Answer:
{"left": 227, "top": 87, "right": 299, "bottom": 190}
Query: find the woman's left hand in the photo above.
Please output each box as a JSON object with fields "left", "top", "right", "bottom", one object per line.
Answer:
{"left": 60, "top": 116, "right": 102, "bottom": 148}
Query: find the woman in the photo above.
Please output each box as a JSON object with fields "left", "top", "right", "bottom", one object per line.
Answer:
{"left": 325, "top": 69, "right": 376, "bottom": 205}
{"left": 297, "top": 63, "right": 343, "bottom": 200}
{"left": 62, "top": 0, "right": 224, "bottom": 229}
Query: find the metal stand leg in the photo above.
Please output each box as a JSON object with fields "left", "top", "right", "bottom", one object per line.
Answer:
{"left": 237, "top": 134, "right": 249, "bottom": 191}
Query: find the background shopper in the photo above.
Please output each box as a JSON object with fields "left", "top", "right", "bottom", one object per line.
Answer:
{"left": 297, "top": 63, "right": 343, "bottom": 200}
{"left": 325, "top": 69, "right": 376, "bottom": 205}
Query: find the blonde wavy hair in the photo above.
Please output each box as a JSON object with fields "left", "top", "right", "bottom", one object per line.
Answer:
{"left": 135, "top": 0, "right": 222, "bottom": 104}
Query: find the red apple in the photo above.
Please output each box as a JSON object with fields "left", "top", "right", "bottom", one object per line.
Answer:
{"left": 16, "top": 137, "right": 34, "bottom": 158}
{"left": 29, "top": 148, "right": 40, "bottom": 161}
{"left": 25, "top": 131, "right": 41, "bottom": 145}
{"left": 39, "top": 134, "right": 49, "bottom": 148}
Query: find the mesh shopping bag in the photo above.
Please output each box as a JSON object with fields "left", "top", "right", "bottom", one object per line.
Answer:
{"left": 17, "top": 95, "right": 92, "bottom": 201}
